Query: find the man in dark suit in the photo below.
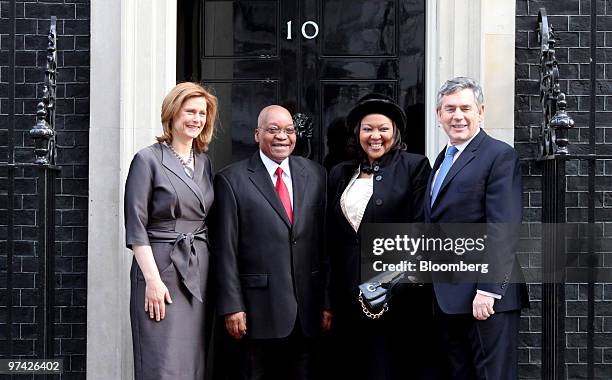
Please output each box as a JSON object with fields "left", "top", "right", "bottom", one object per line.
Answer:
{"left": 424, "top": 77, "right": 528, "bottom": 379}
{"left": 211, "top": 105, "right": 332, "bottom": 380}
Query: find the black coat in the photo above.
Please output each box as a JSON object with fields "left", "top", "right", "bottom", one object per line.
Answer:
{"left": 324, "top": 149, "right": 448, "bottom": 380}
{"left": 326, "top": 149, "right": 431, "bottom": 315}
{"left": 210, "top": 152, "right": 327, "bottom": 339}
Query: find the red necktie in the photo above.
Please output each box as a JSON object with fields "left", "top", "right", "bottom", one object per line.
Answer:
{"left": 275, "top": 167, "right": 293, "bottom": 223}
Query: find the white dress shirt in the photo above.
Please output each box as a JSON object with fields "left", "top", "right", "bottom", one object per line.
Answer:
{"left": 259, "top": 150, "right": 294, "bottom": 208}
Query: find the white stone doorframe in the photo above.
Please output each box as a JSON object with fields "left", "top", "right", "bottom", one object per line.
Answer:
{"left": 88, "top": 0, "right": 176, "bottom": 379}
{"left": 427, "top": 0, "right": 516, "bottom": 157}
{"left": 87, "top": 1, "right": 515, "bottom": 378}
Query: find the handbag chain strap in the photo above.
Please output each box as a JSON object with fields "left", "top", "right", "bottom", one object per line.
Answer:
{"left": 358, "top": 290, "right": 388, "bottom": 319}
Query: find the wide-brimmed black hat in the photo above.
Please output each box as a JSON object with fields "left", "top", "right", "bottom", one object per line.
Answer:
{"left": 346, "top": 93, "right": 406, "bottom": 135}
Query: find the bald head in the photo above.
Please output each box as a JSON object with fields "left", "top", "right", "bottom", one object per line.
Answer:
{"left": 255, "top": 105, "right": 296, "bottom": 164}
{"left": 257, "top": 105, "right": 292, "bottom": 129}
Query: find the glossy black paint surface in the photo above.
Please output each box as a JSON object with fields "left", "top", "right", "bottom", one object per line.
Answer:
{"left": 183, "top": 0, "right": 426, "bottom": 170}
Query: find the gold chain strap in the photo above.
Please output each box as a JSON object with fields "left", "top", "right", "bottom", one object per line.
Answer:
{"left": 358, "top": 290, "right": 388, "bottom": 319}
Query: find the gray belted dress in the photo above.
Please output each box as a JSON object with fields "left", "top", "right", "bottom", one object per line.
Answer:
{"left": 124, "top": 143, "right": 213, "bottom": 380}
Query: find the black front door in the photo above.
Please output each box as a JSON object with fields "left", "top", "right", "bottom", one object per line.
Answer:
{"left": 178, "top": 0, "right": 426, "bottom": 170}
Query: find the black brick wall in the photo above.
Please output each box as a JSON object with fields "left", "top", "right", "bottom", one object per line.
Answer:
{"left": 0, "top": 1, "right": 89, "bottom": 379}
{"left": 516, "top": 0, "right": 612, "bottom": 378}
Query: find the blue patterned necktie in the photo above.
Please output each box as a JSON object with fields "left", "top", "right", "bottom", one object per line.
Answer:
{"left": 430, "top": 145, "right": 459, "bottom": 207}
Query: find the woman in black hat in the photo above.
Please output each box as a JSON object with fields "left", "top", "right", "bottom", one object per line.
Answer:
{"left": 325, "top": 94, "right": 447, "bottom": 379}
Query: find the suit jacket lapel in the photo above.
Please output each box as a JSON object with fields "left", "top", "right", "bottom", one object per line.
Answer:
{"left": 438, "top": 150, "right": 475, "bottom": 192}
{"left": 247, "top": 152, "right": 292, "bottom": 228}
{"left": 193, "top": 152, "right": 210, "bottom": 211}
{"left": 432, "top": 130, "right": 487, "bottom": 207}
{"left": 289, "top": 157, "right": 307, "bottom": 229}
{"left": 194, "top": 151, "right": 205, "bottom": 183}
{"left": 159, "top": 144, "right": 206, "bottom": 207}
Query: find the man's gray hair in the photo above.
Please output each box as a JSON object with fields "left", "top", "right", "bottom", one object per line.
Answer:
{"left": 436, "top": 76, "right": 484, "bottom": 110}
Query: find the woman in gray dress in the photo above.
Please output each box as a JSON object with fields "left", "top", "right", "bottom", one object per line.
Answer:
{"left": 124, "top": 82, "right": 217, "bottom": 379}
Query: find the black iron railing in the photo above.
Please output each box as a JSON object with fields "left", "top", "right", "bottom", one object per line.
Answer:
{"left": 1, "top": 16, "right": 60, "bottom": 374}
{"left": 537, "top": 9, "right": 570, "bottom": 380}
{"left": 536, "top": 7, "right": 607, "bottom": 380}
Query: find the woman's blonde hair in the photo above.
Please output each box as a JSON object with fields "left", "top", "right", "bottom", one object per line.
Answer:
{"left": 156, "top": 82, "right": 218, "bottom": 153}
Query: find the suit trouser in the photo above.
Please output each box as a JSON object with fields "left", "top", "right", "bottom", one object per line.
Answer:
{"left": 434, "top": 301, "right": 520, "bottom": 380}
{"left": 239, "top": 322, "right": 311, "bottom": 380}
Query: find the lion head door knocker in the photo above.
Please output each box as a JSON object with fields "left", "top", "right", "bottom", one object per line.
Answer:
{"left": 292, "top": 113, "right": 314, "bottom": 159}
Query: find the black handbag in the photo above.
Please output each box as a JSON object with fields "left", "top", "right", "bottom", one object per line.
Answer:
{"left": 357, "top": 270, "right": 406, "bottom": 319}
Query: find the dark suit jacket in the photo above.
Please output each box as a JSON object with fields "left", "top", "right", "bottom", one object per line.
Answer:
{"left": 424, "top": 130, "right": 528, "bottom": 314}
{"left": 327, "top": 150, "right": 431, "bottom": 315}
{"left": 210, "top": 152, "right": 327, "bottom": 339}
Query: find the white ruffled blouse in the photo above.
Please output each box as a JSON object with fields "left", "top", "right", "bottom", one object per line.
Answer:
{"left": 340, "top": 169, "right": 373, "bottom": 232}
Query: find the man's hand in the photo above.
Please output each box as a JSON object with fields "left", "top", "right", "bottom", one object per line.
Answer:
{"left": 225, "top": 312, "right": 247, "bottom": 340}
{"left": 321, "top": 310, "right": 333, "bottom": 332}
{"left": 472, "top": 293, "right": 495, "bottom": 320}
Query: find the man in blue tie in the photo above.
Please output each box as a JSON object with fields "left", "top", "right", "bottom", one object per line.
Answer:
{"left": 424, "top": 77, "right": 528, "bottom": 380}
